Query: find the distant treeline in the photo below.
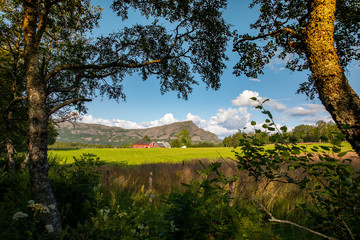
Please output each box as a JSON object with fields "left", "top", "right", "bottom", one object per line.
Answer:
{"left": 222, "top": 120, "right": 341, "bottom": 147}
{"left": 48, "top": 142, "right": 119, "bottom": 150}
{"left": 50, "top": 141, "right": 221, "bottom": 149}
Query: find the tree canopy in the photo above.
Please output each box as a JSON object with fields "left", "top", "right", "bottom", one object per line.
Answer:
{"left": 233, "top": 0, "right": 360, "bottom": 153}
{"left": 1, "top": 0, "right": 231, "bottom": 235}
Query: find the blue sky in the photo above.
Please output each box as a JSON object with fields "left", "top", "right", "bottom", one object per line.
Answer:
{"left": 79, "top": 0, "right": 360, "bottom": 139}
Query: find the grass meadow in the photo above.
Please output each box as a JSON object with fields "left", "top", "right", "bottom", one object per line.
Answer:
{"left": 1, "top": 141, "right": 357, "bottom": 239}
{"left": 49, "top": 142, "right": 353, "bottom": 165}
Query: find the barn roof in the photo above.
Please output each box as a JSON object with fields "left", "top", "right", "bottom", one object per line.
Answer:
{"left": 134, "top": 141, "right": 152, "bottom": 145}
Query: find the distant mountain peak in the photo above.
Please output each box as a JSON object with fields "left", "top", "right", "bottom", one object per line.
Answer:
{"left": 56, "top": 120, "right": 220, "bottom": 146}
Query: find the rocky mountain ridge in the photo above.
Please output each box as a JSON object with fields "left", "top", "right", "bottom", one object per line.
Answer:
{"left": 56, "top": 121, "right": 220, "bottom": 146}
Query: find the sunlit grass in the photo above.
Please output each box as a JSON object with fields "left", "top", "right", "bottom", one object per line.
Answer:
{"left": 49, "top": 147, "right": 235, "bottom": 165}
{"left": 49, "top": 142, "right": 353, "bottom": 165}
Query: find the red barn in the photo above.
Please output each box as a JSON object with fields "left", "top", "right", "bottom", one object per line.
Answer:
{"left": 133, "top": 141, "right": 159, "bottom": 148}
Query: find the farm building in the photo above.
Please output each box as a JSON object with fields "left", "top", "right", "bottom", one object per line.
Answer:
{"left": 133, "top": 141, "right": 171, "bottom": 148}
{"left": 133, "top": 141, "right": 159, "bottom": 148}
{"left": 157, "top": 141, "right": 171, "bottom": 148}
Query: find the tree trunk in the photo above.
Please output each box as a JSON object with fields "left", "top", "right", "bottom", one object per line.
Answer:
{"left": 6, "top": 134, "right": 16, "bottom": 175}
{"left": 6, "top": 111, "right": 16, "bottom": 174}
{"left": 24, "top": 1, "right": 62, "bottom": 237}
{"left": 304, "top": 0, "right": 360, "bottom": 154}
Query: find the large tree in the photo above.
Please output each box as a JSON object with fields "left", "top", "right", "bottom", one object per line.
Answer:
{"left": 0, "top": 4, "right": 27, "bottom": 174}
{"left": 233, "top": 0, "right": 360, "bottom": 153}
{"left": 2, "top": 0, "right": 230, "bottom": 236}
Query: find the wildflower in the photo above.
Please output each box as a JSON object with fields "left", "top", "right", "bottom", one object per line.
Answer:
{"left": 28, "top": 200, "right": 35, "bottom": 205}
{"left": 118, "top": 212, "right": 127, "bottom": 218}
{"left": 12, "top": 211, "right": 28, "bottom": 221}
{"left": 45, "top": 224, "right": 54, "bottom": 233}
{"left": 48, "top": 204, "right": 56, "bottom": 210}
{"left": 99, "top": 209, "right": 110, "bottom": 221}
{"left": 28, "top": 203, "right": 50, "bottom": 213}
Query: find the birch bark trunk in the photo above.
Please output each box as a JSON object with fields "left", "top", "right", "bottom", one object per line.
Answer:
{"left": 305, "top": 0, "right": 360, "bottom": 153}
{"left": 23, "top": 1, "right": 62, "bottom": 236}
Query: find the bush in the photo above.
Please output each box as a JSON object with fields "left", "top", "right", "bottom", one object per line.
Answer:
{"left": 234, "top": 98, "right": 360, "bottom": 240}
{"left": 49, "top": 153, "right": 104, "bottom": 227}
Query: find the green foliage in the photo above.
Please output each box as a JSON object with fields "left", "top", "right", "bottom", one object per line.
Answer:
{"left": 223, "top": 120, "right": 341, "bottom": 147}
{"left": 176, "top": 129, "right": 192, "bottom": 147}
{"left": 170, "top": 138, "right": 182, "bottom": 148}
{"left": 162, "top": 161, "right": 278, "bottom": 240}
{"left": 49, "top": 153, "right": 104, "bottom": 227}
{"left": 142, "top": 135, "right": 151, "bottom": 142}
{"left": 0, "top": 150, "right": 336, "bottom": 239}
{"left": 48, "top": 141, "right": 116, "bottom": 150}
{"left": 192, "top": 142, "right": 216, "bottom": 148}
{"left": 291, "top": 121, "right": 341, "bottom": 143}
{"left": 233, "top": 0, "right": 360, "bottom": 98}
{"left": 234, "top": 98, "right": 360, "bottom": 240}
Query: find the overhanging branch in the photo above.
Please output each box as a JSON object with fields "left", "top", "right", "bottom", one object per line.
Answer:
{"left": 49, "top": 97, "right": 91, "bottom": 116}
{"left": 234, "top": 28, "right": 301, "bottom": 48}
{"left": 5, "top": 96, "right": 27, "bottom": 113}
{"left": 252, "top": 196, "right": 334, "bottom": 240}
{"left": 44, "top": 57, "right": 168, "bottom": 82}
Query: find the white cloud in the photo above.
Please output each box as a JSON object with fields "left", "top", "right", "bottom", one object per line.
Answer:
{"left": 267, "top": 51, "right": 292, "bottom": 72}
{"left": 186, "top": 113, "right": 207, "bottom": 128}
{"left": 249, "top": 78, "right": 261, "bottom": 82}
{"left": 80, "top": 113, "right": 178, "bottom": 129}
{"left": 287, "top": 104, "right": 331, "bottom": 125}
{"left": 78, "top": 91, "right": 332, "bottom": 140}
{"left": 79, "top": 90, "right": 289, "bottom": 139}
{"left": 302, "top": 115, "right": 333, "bottom": 124}
{"left": 186, "top": 108, "right": 248, "bottom": 138}
{"left": 81, "top": 115, "right": 143, "bottom": 128}
{"left": 232, "top": 90, "right": 286, "bottom": 112}
{"left": 288, "top": 104, "right": 326, "bottom": 117}
{"left": 140, "top": 113, "right": 178, "bottom": 128}
{"left": 232, "top": 90, "right": 260, "bottom": 107}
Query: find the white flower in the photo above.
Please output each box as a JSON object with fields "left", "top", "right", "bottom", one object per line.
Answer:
{"left": 48, "top": 204, "right": 56, "bottom": 210}
{"left": 12, "top": 211, "right": 28, "bottom": 221}
{"left": 45, "top": 224, "right": 54, "bottom": 233}
{"left": 28, "top": 200, "right": 35, "bottom": 205}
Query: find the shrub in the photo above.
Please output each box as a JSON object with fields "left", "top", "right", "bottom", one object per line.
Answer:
{"left": 234, "top": 98, "right": 360, "bottom": 240}
{"left": 49, "top": 153, "right": 104, "bottom": 227}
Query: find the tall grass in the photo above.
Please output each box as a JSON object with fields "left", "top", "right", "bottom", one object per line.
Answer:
{"left": 98, "top": 159, "right": 315, "bottom": 237}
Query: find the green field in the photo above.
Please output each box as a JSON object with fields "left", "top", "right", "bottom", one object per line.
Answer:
{"left": 50, "top": 147, "right": 235, "bottom": 165}
{"left": 49, "top": 142, "right": 353, "bottom": 165}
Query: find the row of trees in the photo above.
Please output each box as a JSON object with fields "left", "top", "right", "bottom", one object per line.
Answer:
{"left": 1, "top": 0, "right": 359, "bottom": 237}
{"left": 143, "top": 130, "right": 218, "bottom": 148}
{"left": 223, "top": 120, "right": 341, "bottom": 147}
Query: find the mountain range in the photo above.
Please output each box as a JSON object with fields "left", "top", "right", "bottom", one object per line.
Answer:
{"left": 56, "top": 121, "right": 220, "bottom": 146}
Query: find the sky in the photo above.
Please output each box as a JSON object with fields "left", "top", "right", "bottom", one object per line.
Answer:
{"left": 79, "top": 0, "right": 360, "bottom": 139}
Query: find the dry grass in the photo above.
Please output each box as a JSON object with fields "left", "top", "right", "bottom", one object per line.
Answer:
{"left": 97, "top": 158, "right": 317, "bottom": 221}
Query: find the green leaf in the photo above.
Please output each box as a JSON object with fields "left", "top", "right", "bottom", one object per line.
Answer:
{"left": 250, "top": 97, "right": 257, "bottom": 101}
{"left": 320, "top": 146, "right": 330, "bottom": 151}
{"left": 330, "top": 138, "right": 342, "bottom": 146}
{"left": 337, "top": 152, "right": 347, "bottom": 158}
{"left": 262, "top": 124, "right": 268, "bottom": 129}
{"left": 280, "top": 126, "right": 287, "bottom": 132}
{"left": 262, "top": 98, "right": 270, "bottom": 104}
{"left": 251, "top": 121, "right": 256, "bottom": 126}
{"left": 332, "top": 146, "right": 341, "bottom": 153}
